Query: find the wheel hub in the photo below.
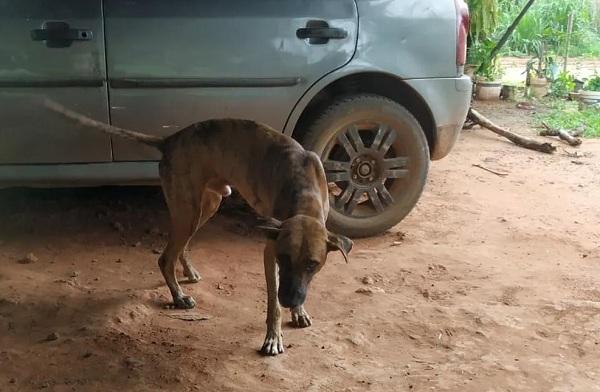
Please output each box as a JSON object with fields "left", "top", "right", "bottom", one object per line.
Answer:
{"left": 351, "top": 156, "right": 378, "bottom": 184}
{"left": 322, "top": 122, "right": 410, "bottom": 217}
{"left": 358, "top": 163, "right": 371, "bottom": 176}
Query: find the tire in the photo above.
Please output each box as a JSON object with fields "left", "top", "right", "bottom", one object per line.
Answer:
{"left": 302, "top": 94, "right": 430, "bottom": 238}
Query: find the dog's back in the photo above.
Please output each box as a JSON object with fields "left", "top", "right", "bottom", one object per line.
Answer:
{"left": 161, "top": 118, "right": 327, "bottom": 220}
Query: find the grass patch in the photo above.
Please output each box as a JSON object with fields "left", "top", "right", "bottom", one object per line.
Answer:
{"left": 537, "top": 100, "right": 600, "bottom": 138}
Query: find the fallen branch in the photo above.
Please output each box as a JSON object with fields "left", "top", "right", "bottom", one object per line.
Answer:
{"left": 472, "top": 164, "right": 509, "bottom": 177}
{"left": 516, "top": 102, "right": 535, "bottom": 110}
{"left": 540, "top": 123, "right": 582, "bottom": 147}
{"left": 562, "top": 148, "right": 588, "bottom": 159}
{"left": 468, "top": 109, "right": 557, "bottom": 154}
{"left": 164, "top": 313, "right": 212, "bottom": 322}
{"left": 570, "top": 128, "right": 585, "bottom": 138}
{"left": 462, "top": 119, "right": 477, "bottom": 130}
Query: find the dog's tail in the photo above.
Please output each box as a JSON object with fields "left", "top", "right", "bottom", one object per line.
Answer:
{"left": 43, "top": 99, "right": 165, "bottom": 149}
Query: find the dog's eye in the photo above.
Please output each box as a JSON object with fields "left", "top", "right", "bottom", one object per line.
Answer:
{"left": 306, "top": 261, "right": 319, "bottom": 273}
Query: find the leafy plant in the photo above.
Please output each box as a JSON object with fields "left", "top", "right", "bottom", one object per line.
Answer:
{"left": 477, "top": 58, "right": 503, "bottom": 81}
{"left": 524, "top": 43, "right": 557, "bottom": 83}
{"left": 467, "top": 38, "right": 493, "bottom": 65}
{"left": 467, "top": 0, "right": 500, "bottom": 41}
{"left": 551, "top": 71, "right": 576, "bottom": 97}
{"left": 468, "top": 39, "right": 503, "bottom": 81}
{"left": 584, "top": 74, "right": 600, "bottom": 92}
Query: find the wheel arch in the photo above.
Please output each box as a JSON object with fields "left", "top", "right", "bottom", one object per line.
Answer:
{"left": 287, "top": 71, "right": 437, "bottom": 154}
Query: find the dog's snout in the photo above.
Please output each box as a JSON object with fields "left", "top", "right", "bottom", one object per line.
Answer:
{"left": 278, "top": 288, "right": 306, "bottom": 309}
{"left": 278, "top": 272, "right": 307, "bottom": 308}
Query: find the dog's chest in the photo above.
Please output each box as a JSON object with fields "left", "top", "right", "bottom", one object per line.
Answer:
{"left": 233, "top": 184, "right": 272, "bottom": 218}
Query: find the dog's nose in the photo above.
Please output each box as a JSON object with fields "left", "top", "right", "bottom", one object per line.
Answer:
{"left": 279, "top": 297, "right": 294, "bottom": 309}
{"left": 278, "top": 289, "right": 306, "bottom": 309}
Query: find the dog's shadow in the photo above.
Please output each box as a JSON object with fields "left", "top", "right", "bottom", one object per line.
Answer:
{"left": 0, "top": 186, "right": 259, "bottom": 240}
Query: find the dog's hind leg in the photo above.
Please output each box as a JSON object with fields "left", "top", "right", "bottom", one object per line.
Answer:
{"left": 158, "top": 168, "right": 206, "bottom": 309}
{"left": 179, "top": 253, "right": 201, "bottom": 283}
{"left": 179, "top": 187, "right": 223, "bottom": 283}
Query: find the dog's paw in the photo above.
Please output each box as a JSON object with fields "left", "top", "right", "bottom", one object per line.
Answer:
{"left": 260, "top": 330, "right": 284, "bottom": 356}
{"left": 291, "top": 306, "right": 312, "bottom": 328}
{"left": 173, "top": 295, "right": 196, "bottom": 309}
{"left": 183, "top": 266, "right": 202, "bottom": 283}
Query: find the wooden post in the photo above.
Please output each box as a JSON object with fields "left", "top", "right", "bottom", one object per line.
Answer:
{"left": 563, "top": 13, "right": 574, "bottom": 73}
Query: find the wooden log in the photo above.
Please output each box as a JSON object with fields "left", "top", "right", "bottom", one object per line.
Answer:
{"left": 569, "top": 127, "right": 584, "bottom": 138}
{"left": 468, "top": 109, "right": 557, "bottom": 154}
{"left": 540, "top": 123, "right": 582, "bottom": 146}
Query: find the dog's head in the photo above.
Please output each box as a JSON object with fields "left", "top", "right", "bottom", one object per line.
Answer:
{"left": 259, "top": 216, "right": 353, "bottom": 309}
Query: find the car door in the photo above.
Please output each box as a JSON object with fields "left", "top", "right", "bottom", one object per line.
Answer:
{"left": 103, "top": 0, "right": 357, "bottom": 161}
{"left": 0, "top": 0, "right": 110, "bottom": 164}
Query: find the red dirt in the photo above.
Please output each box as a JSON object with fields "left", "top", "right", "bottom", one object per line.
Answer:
{"left": 1, "top": 102, "right": 599, "bottom": 391}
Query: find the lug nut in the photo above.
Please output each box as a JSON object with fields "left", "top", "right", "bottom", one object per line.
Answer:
{"left": 352, "top": 175, "right": 358, "bottom": 180}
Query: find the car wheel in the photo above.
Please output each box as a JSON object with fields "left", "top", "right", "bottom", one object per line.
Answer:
{"left": 302, "top": 94, "right": 430, "bottom": 238}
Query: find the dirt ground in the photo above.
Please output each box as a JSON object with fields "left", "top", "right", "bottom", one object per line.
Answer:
{"left": 1, "top": 101, "right": 599, "bottom": 392}
{"left": 500, "top": 56, "right": 600, "bottom": 83}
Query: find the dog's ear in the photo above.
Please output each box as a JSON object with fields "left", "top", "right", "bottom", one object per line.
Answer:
{"left": 257, "top": 218, "right": 283, "bottom": 240}
{"left": 327, "top": 232, "right": 353, "bottom": 263}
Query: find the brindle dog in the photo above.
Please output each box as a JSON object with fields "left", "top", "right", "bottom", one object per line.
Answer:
{"left": 44, "top": 100, "right": 353, "bottom": 355}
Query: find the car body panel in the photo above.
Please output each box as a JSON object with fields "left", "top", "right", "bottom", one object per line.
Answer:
{"left": 354, "top": 0, "right": 457, "bottom": 79}
{"left": 0, "top": 0, "right": 111, "bottom": 164}
{"left": 0, "top": 0, "right": 472, "bottom": 185}
{"left": 0, "top": 161, "right": 159, "bottom": 188}
{"left": 103, "top": 0, "right": 358, "bottom": 161}
{"left": 405, "top": 76, "right": 472, "bottom": 160}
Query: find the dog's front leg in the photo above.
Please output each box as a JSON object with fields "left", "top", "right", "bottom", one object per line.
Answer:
{"left": 291, "top": 305, "right": 312, "bottom": 328}
{"left": 261, "top": 240, "right": 284, "bottom": 355}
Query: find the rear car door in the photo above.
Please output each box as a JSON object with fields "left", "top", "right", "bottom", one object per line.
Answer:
{"left": 103, "top": 0, "right": 357, "bottom": 161}
{"left": 0, "top": 0, "right": 110, "bottom": 164}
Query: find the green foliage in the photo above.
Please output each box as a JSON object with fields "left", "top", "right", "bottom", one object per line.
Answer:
{"left": 537, "top": 100, "right": 600, "bottom": 137}
{"left": 467, "top": 38, "right": 494, "bottom": 66}
{"left": 525, "top": 51, "right": 556, "bottom": 80}
{"left": 477, "top": 58, "right": 503, "bottom": 81}
{"left": 551, "top": 72, "right": 576, "bottom": 97}
{"left": 468, "top": 39, "right": 503, "bottom": 81}
{"left": 467, "top": 0, "right": 500, "bottom": 41}
{"left": 584, "top": 74, "right": 600, "bottom": 92}
{"left": 497, "top": 0, "right": 600, "bottom": 57}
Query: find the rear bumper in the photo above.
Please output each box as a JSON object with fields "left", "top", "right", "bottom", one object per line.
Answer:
{"left": 406, "top": 75, "right": 472, "bottom": 160}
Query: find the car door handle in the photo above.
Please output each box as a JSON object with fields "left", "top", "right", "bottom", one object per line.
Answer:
{"left": 296, "top": 20, "right": 348, "bottom": 45}
{"left": 31, "top": 21, "right": 92, "bottom": 48}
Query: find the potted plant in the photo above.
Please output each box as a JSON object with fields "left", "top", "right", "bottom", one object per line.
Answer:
{"left": 580, "top": 74, "right": 600, "bottom": 105}
{"left": 468, "top": 39, "right": 503, "bottom": 100}
{"left": 525, "top": 43, "right": 554, "bottom": 98}
{"left": 474, "top": 57, "right": 503, "bottom": 100}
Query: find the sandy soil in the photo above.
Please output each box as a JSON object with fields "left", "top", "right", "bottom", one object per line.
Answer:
{"left": 1, "top": 102, "right": 599, "bottom": 392}
{"left": 500, "top": 56, "right": 600, "bottom": 84}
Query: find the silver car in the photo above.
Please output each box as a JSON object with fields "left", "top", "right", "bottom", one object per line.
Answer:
{"left": 0, "top": 0, "right": 471, "bottom": 237}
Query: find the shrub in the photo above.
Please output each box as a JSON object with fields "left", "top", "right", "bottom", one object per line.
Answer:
{"left": 551, "top": 72, "right": 576, "bottom": 97}
{"left": 584, "top": 74, "right": 600, "bottom": 92}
